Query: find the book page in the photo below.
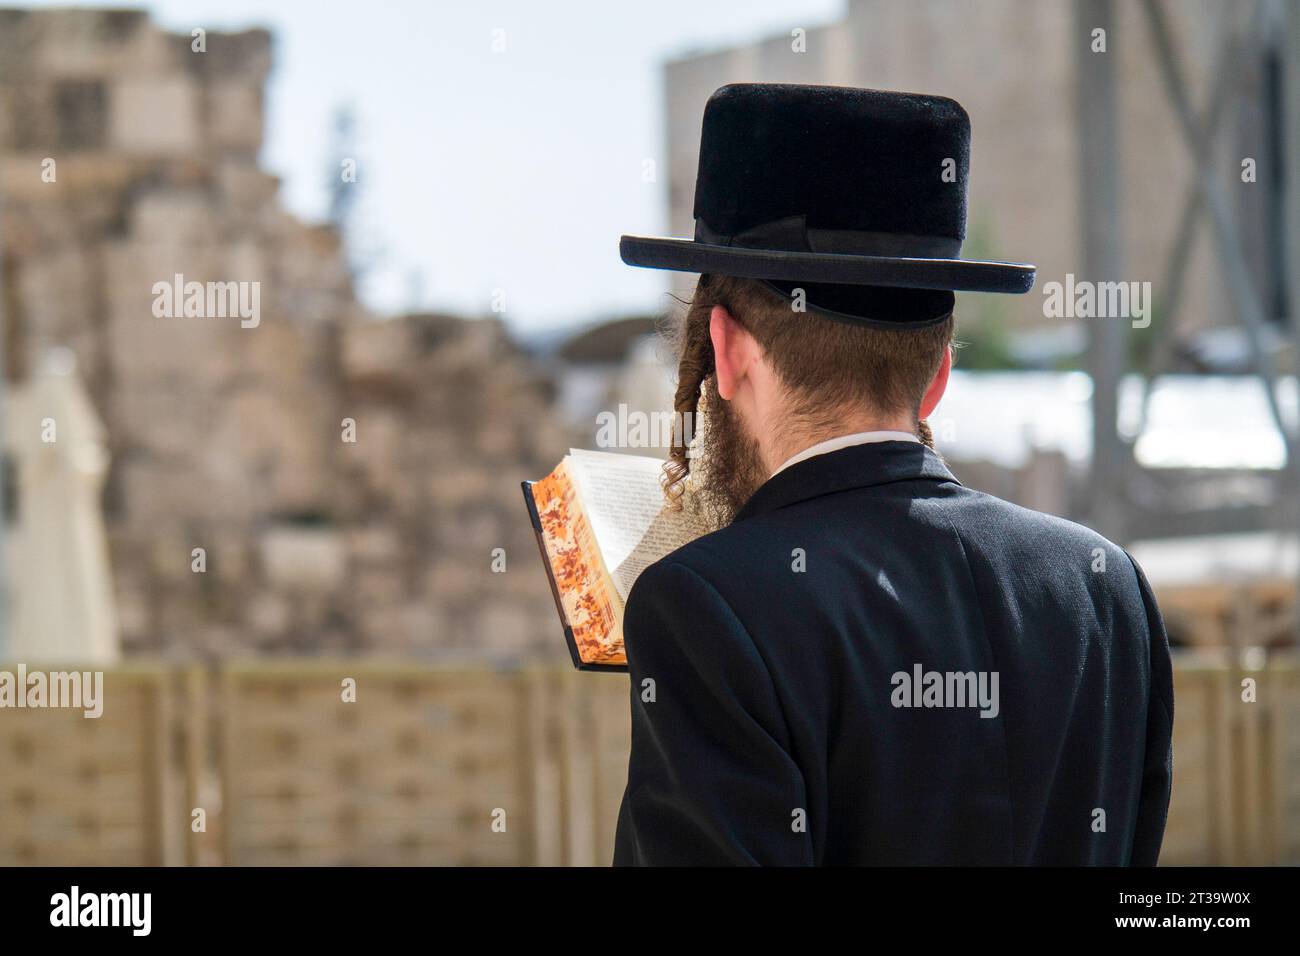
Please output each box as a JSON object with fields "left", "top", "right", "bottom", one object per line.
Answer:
{"left": 566, "top": 449, "right": 713, "bottom": 601}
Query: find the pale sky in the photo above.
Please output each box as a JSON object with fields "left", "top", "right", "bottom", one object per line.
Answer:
{"left": 29, "top": 0, "right": 843, "bottom": 332}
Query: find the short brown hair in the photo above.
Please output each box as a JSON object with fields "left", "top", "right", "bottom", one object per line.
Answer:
{"left": 665, "top": 273, "right": 954, "bottom": 501}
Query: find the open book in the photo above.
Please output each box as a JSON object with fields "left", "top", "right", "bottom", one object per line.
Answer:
{"left": 522, "top": 449, "right": 714, "bottom": 671}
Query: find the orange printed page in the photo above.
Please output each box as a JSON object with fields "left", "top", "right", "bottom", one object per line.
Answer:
{"left": 531, "top": 462, "right": 627, "bottom": 666}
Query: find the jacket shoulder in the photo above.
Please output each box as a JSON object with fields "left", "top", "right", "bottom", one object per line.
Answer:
{"left": 938, "top": 488, "right": 1144, "bottom": 586}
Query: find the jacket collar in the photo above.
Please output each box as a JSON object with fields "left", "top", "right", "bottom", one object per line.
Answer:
{"left": 733, "top": 440, "right": 961, "bottom": 523}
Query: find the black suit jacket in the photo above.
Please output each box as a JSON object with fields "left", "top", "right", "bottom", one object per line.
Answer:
{"left": 613, "top": 441, "right": 1173, "bottom": 865}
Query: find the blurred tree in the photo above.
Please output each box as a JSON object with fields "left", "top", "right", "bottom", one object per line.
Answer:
{"left": 326, "top": 105, "right": 359, "bottom": 228}
{"left": 324, "top": 104, "right": 393, "bottom": 300}
{"left": 954, "top": 214, "right": 1021, "bottom": 370}
{"left": 953, "top": 311, "right": 1019, "bottom": 370}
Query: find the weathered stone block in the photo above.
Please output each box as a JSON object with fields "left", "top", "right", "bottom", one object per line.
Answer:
{"left": 108, "top": 77, "right": 200, "bottom": 155}
{"left": 206, "top": 80, "right": 263, "bottom": 152}
{"left": 259, "top": 526, "right": 347, "bottom": 592}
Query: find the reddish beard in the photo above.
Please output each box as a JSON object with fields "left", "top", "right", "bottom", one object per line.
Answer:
{"left": 694, "top": 377, "right": 770, "bottom": 528}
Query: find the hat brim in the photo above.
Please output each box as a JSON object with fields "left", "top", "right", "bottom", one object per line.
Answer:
{"left": 620, "top": 235, "right": 1035, "bottom": 294}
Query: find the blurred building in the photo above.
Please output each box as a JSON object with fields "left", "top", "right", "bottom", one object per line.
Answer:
{"left": 0, "top": 9, "right": 568, "bottom": 660}
{"left": 665, "top": 0, "right": 1270, "bottom": 336}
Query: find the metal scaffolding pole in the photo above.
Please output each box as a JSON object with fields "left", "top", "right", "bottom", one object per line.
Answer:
{"left": 1075, "top": 0, "right": 1128, "bottom": 543}
{"left": 1143, "top": 0, "right": 1290, "bottom": 437}
{"left": 1283, "top": 0, "right": 1300, "bottom": 640}
{"left": 0, "top": 180, "right": 7, "bottom": 660}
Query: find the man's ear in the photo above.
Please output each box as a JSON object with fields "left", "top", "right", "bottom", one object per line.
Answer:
{"left": 709, "top": 304, "right": 757, "bottom": 401}
{"left": 919, "top": 345, "right": 952, "bottom": 420}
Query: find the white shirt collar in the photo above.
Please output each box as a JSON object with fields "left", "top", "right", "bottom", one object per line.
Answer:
{"left": 771, "top": 430, "right": 920, "bottom": 477}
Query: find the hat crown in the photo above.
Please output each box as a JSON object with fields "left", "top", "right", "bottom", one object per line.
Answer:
{"left": 693, "top": 84, "right": 970, "bottom": 245}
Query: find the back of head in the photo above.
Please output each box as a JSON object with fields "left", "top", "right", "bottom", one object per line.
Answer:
{"left": 665, "top": 273, "right": 955, "bottom": 501}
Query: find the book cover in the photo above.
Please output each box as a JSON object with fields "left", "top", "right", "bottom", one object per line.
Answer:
{"left": 522, "top": 450, "right": 711, "bottom": 671}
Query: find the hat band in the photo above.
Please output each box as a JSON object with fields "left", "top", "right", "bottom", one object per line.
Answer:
{"left": 695, "top": 215, "right": 962, "bottom": 260}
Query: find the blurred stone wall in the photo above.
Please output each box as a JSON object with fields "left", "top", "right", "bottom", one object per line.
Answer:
{"left": 0, "top": 9, "right": 570, "bottom": 660}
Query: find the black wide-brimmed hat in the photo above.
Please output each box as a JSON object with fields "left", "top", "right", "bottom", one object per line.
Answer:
{"left": 620, "top": 83, "right": 1036, "bottom": 327}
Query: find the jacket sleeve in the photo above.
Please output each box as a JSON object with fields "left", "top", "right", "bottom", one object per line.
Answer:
{"left": 1125, "top": 551, "right": 1174, "bottom": 866}
{"left": 612, "top": 559, "right": 813, "bottom": 866}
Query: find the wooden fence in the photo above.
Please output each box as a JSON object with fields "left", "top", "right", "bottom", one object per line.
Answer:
{"left": 0, "top": 656, "right": 1296, "bottom": 865}
{"left": 0, "top": 665, "right": 180, "bottom": 865}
